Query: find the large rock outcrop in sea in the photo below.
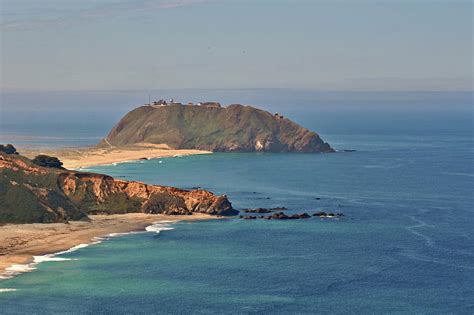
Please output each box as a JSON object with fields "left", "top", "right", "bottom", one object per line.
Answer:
{"left": 0, "top": 148, "right": 236, "bottom": 224}
{"left": 100, "top": 103, "right": 333, "bottom": 153}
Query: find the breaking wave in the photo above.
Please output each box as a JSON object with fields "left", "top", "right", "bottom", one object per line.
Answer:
{"left": 0, "top": 221, "right": 178, "bottom": 282}
{"left": 145, "top": 221, "right": 176, "bottom": 233}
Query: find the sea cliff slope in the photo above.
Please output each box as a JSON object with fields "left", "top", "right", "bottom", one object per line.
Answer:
{"left": 0, "top": 149, "right": 236, "bottom": 224}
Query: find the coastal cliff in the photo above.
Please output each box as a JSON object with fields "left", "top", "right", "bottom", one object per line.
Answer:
{"left": 0, "top": 148, "right": 236, "bottom": 224}
{"left": 101, "top": 103, "right": 333, "bottom": 153}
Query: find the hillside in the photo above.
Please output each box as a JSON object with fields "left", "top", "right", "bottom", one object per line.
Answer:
{"left": 0, "top": 148, "right": 236, "bottom": 224}
{"left": 101, "top": 103, "right": 333, "bottom": 153}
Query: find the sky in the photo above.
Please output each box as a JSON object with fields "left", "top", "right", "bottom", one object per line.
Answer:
{"left": 0, "top": 0, "right": 472, "bottom": 92}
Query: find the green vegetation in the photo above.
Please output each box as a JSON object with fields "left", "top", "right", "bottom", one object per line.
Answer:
{"left": 0, "top": 156, "right": 85, "bottom": 223}
{"left": 85, "top": 194, "right": 144, "bottom": 215}
{"left": 144, "top": 193, "right": 187, "bottom": 214}
{"left": 0, "top": 150, "right": 236, "bottom": 224}
{"left": 0, "top": 144, "right": 18, "bottom": 155}
{"left": 32, "top": 155, "right": 64, "bottom": 169}
{"left": 102, "top": 104, "right": 333, "bottom": 153}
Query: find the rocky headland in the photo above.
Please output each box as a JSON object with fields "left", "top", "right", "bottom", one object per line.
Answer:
{"left": 0, "top": 145, "right": 236, "bottom": 224}
{"left": 100, "top": 102, "right": 333, "bottom": 153}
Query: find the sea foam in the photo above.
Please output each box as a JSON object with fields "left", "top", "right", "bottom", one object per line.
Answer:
{"left": 0, "top": 221, "right": 177, "bottom": 281}
{"left": 0, "top": 242, "right": 101, "bottom": 281}
{"left": 145, "top": 221, "right": 175, "bottom": 233}
{"left": 0, "top": 288, "right": 17, "bottom": 293}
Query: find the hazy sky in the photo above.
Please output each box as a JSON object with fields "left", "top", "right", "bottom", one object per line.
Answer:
{"left": 1, "top": 0, "right": 472, "bottom": 91}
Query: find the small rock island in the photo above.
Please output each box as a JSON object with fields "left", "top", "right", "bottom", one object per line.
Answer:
{"left": 101, "top": 101, "right": 333, "bottom": 153}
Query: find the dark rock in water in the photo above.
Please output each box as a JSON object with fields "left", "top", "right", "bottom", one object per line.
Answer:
{"left": 239, "top": 209, "right": 341, "bottom": 221}
{"left": 32, "top": 155, "right": 64, "bottom": 169}
{"left": 313, "top": 211, "right": 327, "bottom": 217}
{"left": 268, "top": 212, "right": 289, "bottom": 220}
{"left": 268, "top": 212, "right": 311, "bottom": 220}
{"left": 288, "top": 213, "right": 311, "bottom": 219}
{"left": 240, "top": 215, "right": 257, "bottom": 220}
{"left": 270, "top": 207, "right": 288, "bottom": 211}
{"left": 315, "top": 197, "right": 321, "bottom": 200}
{"left": 242, "top": 207, "right": 287, "bottom": 213}
{"left": 0, "top": 144, "right": 18, "bottom": 155}
{"left": 336, "top": 212, "right": 345, "bottom": 217}
{"left": 243, "top": 208, "right": 273, "bottom": 213}
{"left": 342, "top": 149, "right": 356, "bottom": 152}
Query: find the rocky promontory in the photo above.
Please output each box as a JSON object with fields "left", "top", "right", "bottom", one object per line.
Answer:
{"left": 100, "top": 102, "right": 333, "bottom": 153}
{"left": 0, "top": 146, "right": 236, "bottom": 224}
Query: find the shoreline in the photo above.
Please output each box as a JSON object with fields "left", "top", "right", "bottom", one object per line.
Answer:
{"left": 0, "top": 213, "right": 219, "bottom": 281}
{"left": 19, "top": 143, "right": 212, "bottom": 169}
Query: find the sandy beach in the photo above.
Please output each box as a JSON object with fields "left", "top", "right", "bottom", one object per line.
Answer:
{"left": 0, "top": 213, "right": 217, "bottom": 279}
{"left": 19, "top": 143, "right": 212, "bottom": 169}
{"left": 1, "top": 143, "right": 217, "bottom": 279}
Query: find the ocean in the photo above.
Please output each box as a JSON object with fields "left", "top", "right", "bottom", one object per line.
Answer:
{"left": 0, "top": 92, "right": 473, "bottom": 314}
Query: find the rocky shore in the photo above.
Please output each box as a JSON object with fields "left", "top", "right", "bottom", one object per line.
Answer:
{"left": 239, "top": 207, "right": 344, "bottom": 220}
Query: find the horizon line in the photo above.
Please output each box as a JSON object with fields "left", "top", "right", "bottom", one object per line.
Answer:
{"left": 2, "top": 88, "right": 473, "bottom": 94}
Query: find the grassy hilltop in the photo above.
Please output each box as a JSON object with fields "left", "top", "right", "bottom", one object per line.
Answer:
{"left": 102, "top": 103, "right": 333, "bottom": 153}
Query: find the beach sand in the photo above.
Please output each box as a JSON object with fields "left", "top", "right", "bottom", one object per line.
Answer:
{"left": 1, "top": 143, "right": 216, "bottom": 278}
{"left": 19, "top": 143, "right": 211, "bottom": 169}
{"left": 0, "top": 213, "right": 218, "bottom": 278}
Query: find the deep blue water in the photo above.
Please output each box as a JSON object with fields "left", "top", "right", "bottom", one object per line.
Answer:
{"left": 0, "top": 102, "right": 473, "bottom": 313}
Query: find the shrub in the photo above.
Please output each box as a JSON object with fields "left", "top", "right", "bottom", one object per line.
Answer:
{"left": 32, "top": 155, "right": 64, "bottom": 169}
{"left": 0, "top": 144, "right": 18, "bottom": 154}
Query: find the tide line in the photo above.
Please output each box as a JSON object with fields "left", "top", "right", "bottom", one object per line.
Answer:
{"left": 0, "top": 220, "right": 179, "bottom": 282}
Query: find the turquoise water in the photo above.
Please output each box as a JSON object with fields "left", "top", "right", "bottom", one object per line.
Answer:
{"left": 1, "top": 106, "right": 473, "bottom": 313}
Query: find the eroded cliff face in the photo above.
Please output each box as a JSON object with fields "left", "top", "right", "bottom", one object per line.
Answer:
{"left": 0, "top": 152, "right": 236, "bottom": 224}
{"left": 102, "top": 104, "right": 334, "bottom": 153}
